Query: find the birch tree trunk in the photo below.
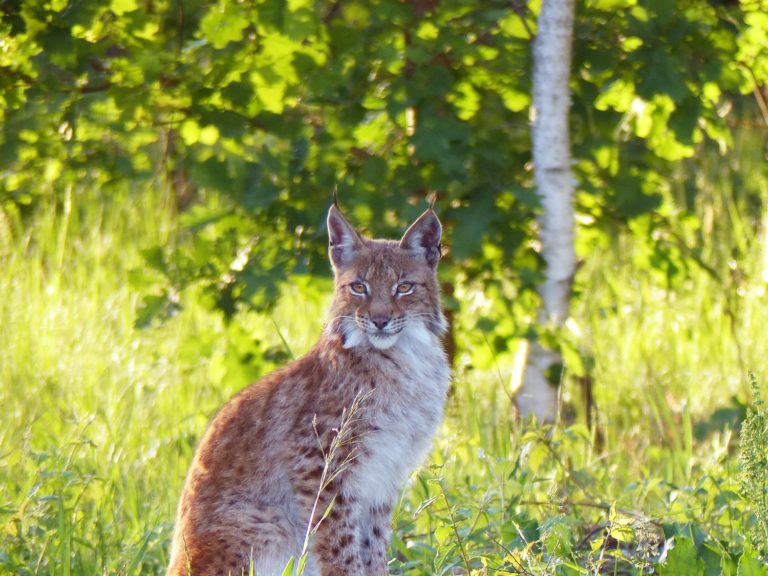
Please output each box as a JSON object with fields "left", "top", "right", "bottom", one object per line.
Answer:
{"left": 515, "top": 0, "right": 577, "bottom": 422}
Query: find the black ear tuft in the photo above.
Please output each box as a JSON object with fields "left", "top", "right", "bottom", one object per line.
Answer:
{"left": 399, "top": 209, "right": 442, "bottom": 268}
{"left": 327, "top": 203, "right": 363, "bottom": 269}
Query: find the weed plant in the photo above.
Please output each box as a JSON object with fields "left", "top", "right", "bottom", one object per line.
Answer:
{"left": 740, "top": 374, "right": 768, "bottom": 559}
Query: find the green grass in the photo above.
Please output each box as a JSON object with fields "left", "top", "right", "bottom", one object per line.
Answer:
{"left": 1, "top": 144, "right": 767, "bottom": 575}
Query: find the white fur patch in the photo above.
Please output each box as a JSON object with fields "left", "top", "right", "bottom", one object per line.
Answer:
{"left": 346, "top": 319, "right": 450, "bottom": 507}
{"left": 368, "top": 333, "right": 399, "bottom": 349}
{"left": 326, "top": 317, "right": 367, "bottom": 349}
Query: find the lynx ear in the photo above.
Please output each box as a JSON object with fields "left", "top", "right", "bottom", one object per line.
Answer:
{"left": 327, "top": 203, "right": 364, "bottom": 269}
{"left": 400, "top": 209, "right": 442, "bottom": 268}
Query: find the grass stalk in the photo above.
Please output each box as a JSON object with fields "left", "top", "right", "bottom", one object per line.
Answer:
{"left": 437, "top": 479, "right": 472, "bottom": 575}
{"left": 296, "top": 390, "right": 373, "bottom": 574}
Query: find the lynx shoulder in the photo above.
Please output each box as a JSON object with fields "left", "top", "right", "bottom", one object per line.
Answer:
{"left": 167, "top": 203, "right": 450, "bottom": 576}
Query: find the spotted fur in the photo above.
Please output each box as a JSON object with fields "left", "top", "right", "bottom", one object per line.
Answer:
{"left": 167, "top": 204, "right": 450, "bottom": 576}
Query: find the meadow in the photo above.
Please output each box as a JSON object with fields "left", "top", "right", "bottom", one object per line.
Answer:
{"left": 1, "top": 135, "right": 768, "bottom": 575}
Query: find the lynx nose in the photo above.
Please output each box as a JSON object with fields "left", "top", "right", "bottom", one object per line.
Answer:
{"left": 370, "top": 316, "right": 390, "bottom": 330}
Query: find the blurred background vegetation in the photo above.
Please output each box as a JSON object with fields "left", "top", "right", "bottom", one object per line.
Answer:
{"left": 1, "top": 0, "right": 768, "bottom": 573}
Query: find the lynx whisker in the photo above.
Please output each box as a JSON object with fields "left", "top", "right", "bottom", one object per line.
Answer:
{"left": 323, "top": 315, "right": 357, "bottom": 332}
{"left": 326, "top": 314, "right": 357, "bottom": 324}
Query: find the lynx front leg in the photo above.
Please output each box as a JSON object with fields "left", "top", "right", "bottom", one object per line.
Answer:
{"left": 310, "top": 493, "right": 367, "bottom": 575}
{"left": 359, "top": 502, "right": 393, "bottom": 575}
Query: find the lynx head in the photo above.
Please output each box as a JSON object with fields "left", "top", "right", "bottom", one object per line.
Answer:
{"left": 325, "top": 203, "right": 446, "bottom": 351}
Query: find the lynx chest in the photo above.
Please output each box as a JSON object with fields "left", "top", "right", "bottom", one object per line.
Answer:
{"left": 345, "top": 337, "right": 450, "bottom": 506}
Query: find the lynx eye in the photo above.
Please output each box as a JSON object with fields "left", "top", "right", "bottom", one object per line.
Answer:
{"left": 396, "top": 282, "right": 415, "bottom": 295}
{"left": 350, "top": 281, "right": 368, "bottom": 296}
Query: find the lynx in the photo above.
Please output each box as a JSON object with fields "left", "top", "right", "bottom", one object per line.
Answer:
{"left": 167, "top": 202, "right": 451, "bottom": 576}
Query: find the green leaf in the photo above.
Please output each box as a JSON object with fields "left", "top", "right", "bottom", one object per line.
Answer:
{"left": 297, "top": 552, "right": 309, "bottom": 575}
{"left": 200, "top": 2, "right": 249, "bottom": 49}
{"left": 637, "top": 48, "right": 690, "bottom": 103}
{"left": 587, "top": 0, "right": 636, "bottom": 8}
{"left": 280, "top": 556, "right": 295, "bottom": 576}
{"left": 668, "top": 98, "right": 701, "bottom": 146}
{"left": 500, "top": 86, "right": 531, "bottom": 112}
{"left": 135, "top": 294, "right": 178, "bottom": 329}
{"left": 449, "top": 194, "right": 495, "bottom": 261}
{"left": 434, "top": 525, "right": 453, "bottom": 546}
{"left": 541, "top": 515, "right": 576, "bottom": 556}
{"left": 111, "top": 0, "right": 138, "bottom": 15}
{"left": 595, "top": 78, "right": 636, "bottom": 113}
{"left": 721, "top": 551, "right": 739, "bottom": 576}
{"left": 658, "top": 537, "right": 704, "bottom": 576}
{"left": 449, "top": 81, "right": 481, "bottom": 121}
{"left": 498, "top": 11, "right": 535, "bottom": 39}
{"left": 613, "top": 172, "right": 662, "bottom": 218}
{"left": 737, "top": 551, "right": 768, "bottom": 576}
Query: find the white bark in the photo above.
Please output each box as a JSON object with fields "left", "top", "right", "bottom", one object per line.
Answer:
{"left": 515, "top": 0, "right": 576, "bottom": 422}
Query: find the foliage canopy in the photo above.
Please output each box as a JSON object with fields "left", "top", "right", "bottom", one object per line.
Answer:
{"left": 2, "top": 0, "right": 766, "bottom": 340}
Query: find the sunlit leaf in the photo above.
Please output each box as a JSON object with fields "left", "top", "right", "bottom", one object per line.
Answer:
{"left": 659, "top": 537, "right": 704, "bottom": 576}
{"left": 111, "top": 0, "right": 138, "bottom": 16}
{"left": 200, "top": 2, "right": 249, "bottom": 49}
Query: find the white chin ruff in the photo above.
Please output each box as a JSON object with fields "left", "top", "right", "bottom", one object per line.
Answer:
{"left": 336, "top": 318, "right": 433, "bottom": 351}
{"left": 368, "top": 333, "right": 400, "bottom": 350}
